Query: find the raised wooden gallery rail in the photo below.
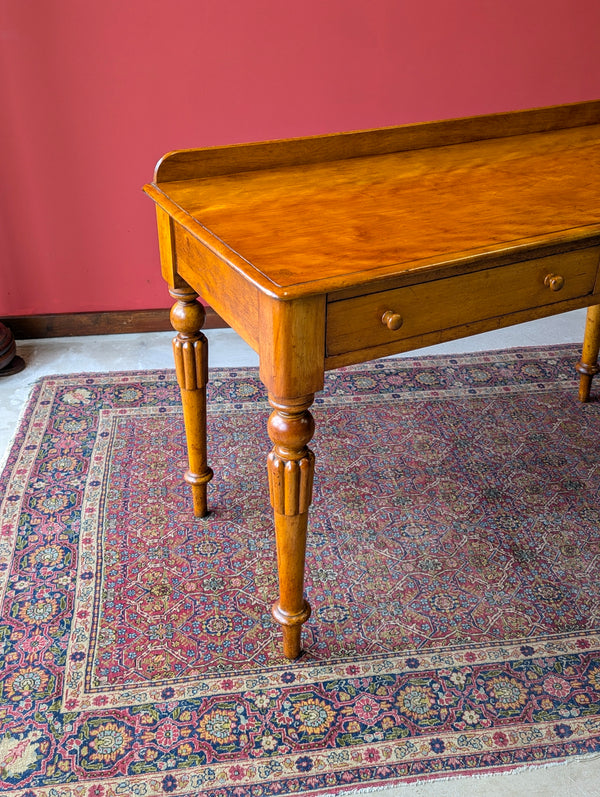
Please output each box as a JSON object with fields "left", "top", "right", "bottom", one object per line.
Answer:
{"left": 145, "top": 101, "right": 600, "bottom": 659}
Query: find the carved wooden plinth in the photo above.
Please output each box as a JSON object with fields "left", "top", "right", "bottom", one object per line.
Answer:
{"left": 0, "top": 322, "right": 25, "bottom": 376}
{"left": 169, "top": 287, "right": 213, "bottom": 517}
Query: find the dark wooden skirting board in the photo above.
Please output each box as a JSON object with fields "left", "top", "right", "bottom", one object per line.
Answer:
{"left": 2, "top": 307, "right": 228, "bottom": 340}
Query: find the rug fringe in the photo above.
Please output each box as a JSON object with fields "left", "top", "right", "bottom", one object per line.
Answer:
{"left": 304, "top": 753, "right": 600, "bottom": 796}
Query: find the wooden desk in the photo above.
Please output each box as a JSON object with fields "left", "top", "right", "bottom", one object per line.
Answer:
{"left": 145, "top": 101, "right": 600, "bottom": 659}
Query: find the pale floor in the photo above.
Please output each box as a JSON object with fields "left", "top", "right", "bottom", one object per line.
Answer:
{"left": 1, "top": 310, "right": 599, "bottom": 796}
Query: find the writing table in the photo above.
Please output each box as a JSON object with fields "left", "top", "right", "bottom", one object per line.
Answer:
{"left": 145, "top": 101, "right": 600, "bottom": 659}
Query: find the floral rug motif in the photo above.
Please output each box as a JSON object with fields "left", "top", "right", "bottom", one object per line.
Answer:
{"left": 1, "top": 345, "right": 600, "bottom": 796}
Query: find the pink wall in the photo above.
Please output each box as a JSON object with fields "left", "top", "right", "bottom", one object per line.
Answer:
{"left": 1, "top": 0, "right": 600, "bottom": 318}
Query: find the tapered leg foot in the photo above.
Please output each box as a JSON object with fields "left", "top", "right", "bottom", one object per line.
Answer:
{"left": 170, "top": 286, "right": 213, "bottom": 517}
{"left": 273, "top": 603, "right": 311, "bottom": 660}
{"left": 267, "top": 394, "right": 315, "bottom": 659}
{"left": 576, "top": 304, "right": 600, "bottom": 402}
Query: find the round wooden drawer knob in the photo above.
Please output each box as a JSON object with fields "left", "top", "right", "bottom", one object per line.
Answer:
{"left": 382, "top": 310, "right": 403, "bottom": 330}
{"left": 544, "top": 273, "right": 564, "bottom": 291}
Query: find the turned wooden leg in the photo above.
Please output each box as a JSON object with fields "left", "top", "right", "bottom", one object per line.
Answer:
{"left": 267, "top": 394, "right": 315, "bottom": 659}
{"left": 576, "top": 304, "right": 600, "bottom": 402}
{"left": 169, "top": 286, "right": 213, "bottom": 517}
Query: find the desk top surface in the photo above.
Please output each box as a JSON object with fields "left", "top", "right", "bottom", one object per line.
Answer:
{"left": 146, "top": 103, "right": 600, "bottom": 299}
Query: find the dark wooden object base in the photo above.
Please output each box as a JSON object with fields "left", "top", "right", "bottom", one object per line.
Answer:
{"left": 0, "top": 322, "right": 25, "bottom": 376}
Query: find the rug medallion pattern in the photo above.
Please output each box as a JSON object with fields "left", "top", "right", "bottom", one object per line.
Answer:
{"left": 1, "top": 346, "right": 599, "bottom": 795}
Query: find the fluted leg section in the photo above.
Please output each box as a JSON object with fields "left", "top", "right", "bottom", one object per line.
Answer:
{"left": 267, "top": 394, "right": 315, "bottom": 659}
{"left": 576, "top": 304, "right": 600, "bottom": 402}
{"left": 170, "top": 286, "right": 213, "bottom": 517}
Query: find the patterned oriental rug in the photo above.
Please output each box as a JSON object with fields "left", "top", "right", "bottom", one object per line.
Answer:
{"left": 1, "top": 345, "right": 600, "bottom": 796}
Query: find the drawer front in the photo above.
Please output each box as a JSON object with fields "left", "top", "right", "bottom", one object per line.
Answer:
{"left": 326, "top": 247, "right": 600, "bottom": 356}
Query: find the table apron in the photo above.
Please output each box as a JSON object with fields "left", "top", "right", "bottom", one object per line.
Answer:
{"left": 326, "top": 246, "right": 600, "bottom": 360}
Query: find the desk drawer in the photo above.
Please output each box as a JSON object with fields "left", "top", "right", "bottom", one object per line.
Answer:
{"left": 326, "top": 247, "right": 600, "bottom": 356}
